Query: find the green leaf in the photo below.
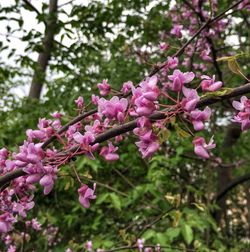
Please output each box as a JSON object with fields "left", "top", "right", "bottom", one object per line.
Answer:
{"left": 181, "top": 224, "right": 193, "bottom": 245}
{"left": 175, "top": 126, "right": 190, "bottom": 138}
{"left": 201, "top": 87, "right": 232, "bottom": 99}
{"left": 96, "top": 193, "right": 109, "bottom": 204}
{"left": 166, "top": 227, "right": 181, "bottom": 242}
{"left": 143, "top": 230, "right": 156, "bottom": 240}
{"left": 158, "top": 127, "right": 170, "bottom": 144}
{"left": 109, "top": 193, "right": 122, "bottom": 210}
{"left": 228, "top": 58, "right": 242, "bottom": 75}
{"left": 191, "top": 202, "right": 206, "bottom": 212}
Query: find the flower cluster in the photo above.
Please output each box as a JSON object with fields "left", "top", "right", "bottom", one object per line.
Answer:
{"left": 0, "top": 60, "right": 224, "bottom": 236}
{"left": 232, "top": 96, "right": 250, "bottom": 131}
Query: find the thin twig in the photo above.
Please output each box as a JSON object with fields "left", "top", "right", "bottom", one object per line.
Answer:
{"left": 22, "top": 0, "right": 40, "bottom": 16}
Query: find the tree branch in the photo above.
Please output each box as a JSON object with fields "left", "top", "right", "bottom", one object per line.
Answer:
{"left": 215, "top": 173, "right": 250, "bottom": 202}
{"left": 22, "top": 0, "right": 40, "bottom": 16}
{"left": 28, "top": 0, "right": 58, "bottom": 99}
{"left": 1, "top": 82, "right": 250, "bottom": 189}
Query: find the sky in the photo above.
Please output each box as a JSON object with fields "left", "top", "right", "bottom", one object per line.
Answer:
{"left": 0, "top": 0, "right": 89, "bottom": 97}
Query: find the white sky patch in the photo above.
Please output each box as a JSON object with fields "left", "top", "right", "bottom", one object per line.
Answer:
{"left": 0, "top": 0, "right": 92, "bottom": 98}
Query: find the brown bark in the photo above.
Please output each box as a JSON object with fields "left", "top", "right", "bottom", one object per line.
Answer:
{"left": 28, "top": 0, "right": 58, "bottom": 99}
{"left": 215, "top": 124, "right": 241, "bottom": 228}
{"left": 244, "top": 185, "right": 250, "bottom": 237}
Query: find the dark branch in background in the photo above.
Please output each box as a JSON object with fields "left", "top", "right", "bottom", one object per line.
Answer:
{"left": 136, "top": 207, "right": 175, "bottom": 239}
{"left": 22, "top": 0, "right": 41, "bottom": 16}
{"left": 182, "top": 0, "right": 223, "bottom": 81}
{"left": 28, "top": 0, "right": 58, "bottom": 99}
{"left": 0, "top": 0, "right": 245, "bottom": 188}
{"left": 198, "top": 0, "right": 223, "bottom": 82}
{"left": 215, "top": 173, "right": 250, "bottom": 202}
{"left": 58, "top": 0, "right": 75, "bottom": 8}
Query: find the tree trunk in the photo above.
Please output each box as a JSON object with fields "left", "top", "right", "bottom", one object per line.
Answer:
{"left": 215, "top": 124, "right": 241, "bottom": 225}
{"left": 28, "top": 0, "right": 58, "bottom": 99}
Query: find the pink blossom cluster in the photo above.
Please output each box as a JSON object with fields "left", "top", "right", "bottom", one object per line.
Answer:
{"left": 0, "top": 58, "right": 225, "bottom": 238}
{"left": 232, "top": 96, "right": 250, "bottom": 131}
{"left": 164, "top": 0, "right": 228, "bottom": 72}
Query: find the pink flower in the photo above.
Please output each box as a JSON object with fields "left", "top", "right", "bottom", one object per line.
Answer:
{"left": 100, "top": 142, "right": 119, "bottom": 161}
{"left": 136, "top": 138, "right": 159, "bottom": 159}
{"left": 75, "top": 96, "right": 84, "bottom": 109}
{"left": 0, "top": 148, "right": 8, "bottom": 160}
{"left": 85, "top": 120, "right": 103, "bottom": 134}
{"left": 78, "top": 183, "right": 96, "bottom": 208}
{"left": 132, "top": 76, "right": 159, "bottom": 116}
{"left": 97, "top": 79, "right": 111, "bottom": 96}
{"left": 39, "top": 166, "right": 58, "bottom": 195}
{"left": 7, "top": 245, "right": 16, "bottom": 252}
{"left": 192, "top": 136, "right": 215, "bottom": 159}
{"left": 232, "top": 111, "right": 250, "bottom": 131}
{"left": 16, "top": 142, "right": 44, "bottom": 167}
{"left": 0, "top": 213, "right": 16, "bottom": 233}
{"left": 170, "top": 24, "right": 183, "bottom": 38}
{"left": 155, "top": 244, "right": 161, "bottom": 252}
{"left": 0, "top": 148, "right": 8, "bottom": 170}
{"left": 190, "top": 107, "right": 211, "bottom": 131}
{"left": 181, "top": 87, "right": 200, "bottom": 112}
{"left": 133, "top": 117, "right": 159, "bottom": 158}
{"left": 144, "top": 248, "right": 153, "bottom": 252}
{"left": 121, "top": 81, "right": 134, "bottom": 94}
{"left": 134, "top": 96, "right": 157, "bottom": 116}
{"left": 91, "top": 94, "right": 100, "bottom": 105}
{"left": 13, "top": 197, "right": 35, "bottom": 218}
{"left": 26, "top": 118, "right": 53, "bottom": 142}
{"left": 141, "top": 75, "right": 159, "bottom": 101}
{"left": 167, "top": 57, "right": 178, "bottom": 69}
{"left": 137, "top": 238, "right": 145, "bottom": 252}
{"left": 30, "top": 218, "right": 42, "bottom": 231}
{"left": 51, "top": 111, "right": 62, "bottom": 119}
{"left": 168, "top": 70, "right": 195, "bottom": 91}
{"left": 159, "top": 42, "right": 169, "bottom": 51}
{"left": 73, "top": 132, "right": 99, "bottom": 159}
{"left": 238, "top": 0, "right": 250, "bottom": 10}
{"left": 85, "top": 241, "right": 93, "bottom": 252}
{"left": 232, "top": 96, "right": 250, "bottom": 111}
{"left": 135, "top": 133, "right": 159, "bottom": 159}
{"left": 200, "top": 75, "right": 222, "bottom": 92}
{"left": 98, "top": 96, "right": 128, "bottom": 122}
{"left": 200, "top": 49, "right": 212, "bottom": 62}
{"left": 232, "top": 96, "right": 250, "bottom": 131}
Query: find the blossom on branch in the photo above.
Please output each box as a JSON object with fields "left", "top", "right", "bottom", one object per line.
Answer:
{"left": 78, "top": 183, "right": 96, "bottom": 208}
{"left": 200, "top": 75, "right": 222, "bottom": 92}
{"left": 192, "top": 136, "right": 216, "bottom": 159}
{"left": 97, "top": 79, "right": 111, "bottom": 96}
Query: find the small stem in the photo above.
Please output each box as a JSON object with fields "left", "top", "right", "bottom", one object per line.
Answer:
{"left": 71, "top": 164, "right": 82, "bottom": 184}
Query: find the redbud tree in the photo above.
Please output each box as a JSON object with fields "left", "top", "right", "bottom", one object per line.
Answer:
{"left": 0, "top": 0, "right": 250, "bottom": 251}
